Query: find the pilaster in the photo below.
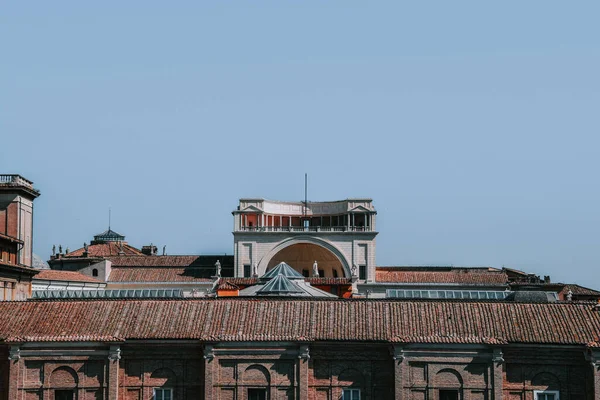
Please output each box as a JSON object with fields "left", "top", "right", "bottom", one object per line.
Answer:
{"left": 107, "top": 345, "right": 121, "bottom": 400}
{"left": 298, "top": 345, "right": 310, "bottom": 400}
{"left": 204, "top": 344, "right": 215, "bottom": 400}
{"left": 590, "top": 350, "right": 600, "bottom": 400}
{"left": 491, "top": 348, "right": 504, "bottom": 400}
{"left": 391, "top": 345, "right": 405, "bottom": 400}
{"left": 8, "top": 345, "right": 21, "bottom": 400}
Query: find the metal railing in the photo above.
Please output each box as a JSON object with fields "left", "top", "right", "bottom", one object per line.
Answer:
{"left": 237, "top": 226, "right": 371, "bottom": 232}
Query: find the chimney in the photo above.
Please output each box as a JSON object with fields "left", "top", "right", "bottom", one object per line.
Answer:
{"left": 544, "top": 275, "right": 551, "bottom": 283}
{"left": 141, "top": 244, "right": 157, "bottom": 256}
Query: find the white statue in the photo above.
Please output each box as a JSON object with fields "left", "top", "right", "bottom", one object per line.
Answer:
{"left": 351, "top": 264, "right": 358, "bottom": 277}
{"left": 215, "top": 260, "right": 221, "bottom": 277}
{"left": 252, "top": 262, "right": 258, "bottom": 277}
{"left": 312, "top": 261, "right": 319, "bottom": 277}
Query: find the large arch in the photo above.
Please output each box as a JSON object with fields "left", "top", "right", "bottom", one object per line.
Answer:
{"left": 258, "top": 236, "right": 351, "bottom": 278}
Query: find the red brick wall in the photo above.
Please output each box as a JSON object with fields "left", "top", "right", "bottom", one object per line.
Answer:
{"left": 1, "top": 343, "right": 596, "bottom": 400}
{"left": 119, "top": 345, "right": 204, "bottom": 400}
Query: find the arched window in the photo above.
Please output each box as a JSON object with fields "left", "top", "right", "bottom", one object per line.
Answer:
{"left": 92, "top": 269, "right": 98, "bottom": 277}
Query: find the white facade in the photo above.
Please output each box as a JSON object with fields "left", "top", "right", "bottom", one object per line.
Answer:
{"left": 232, "top": 198, "right": 378, "bottom": 282}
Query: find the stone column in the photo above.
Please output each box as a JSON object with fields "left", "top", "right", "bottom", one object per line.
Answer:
{"left": 298, "top": 345, "right": 310, "bottom": 400}
{"left": 491, "top": 348, "right": 504, "bottom": 400}
{"left": 392, "top": 345, "right": 405, "bottom": 400}
{"left": 107, "top": 345, "right": 121, "bottom": 400}
{"left": 7, "top": 345, "right": 21, "bottom": 399}
{"left": 204, "top": 345, "right": 215, "bottom": 400}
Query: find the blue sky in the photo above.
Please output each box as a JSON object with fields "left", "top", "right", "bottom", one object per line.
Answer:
{"left": 2, "top": 2, "right": 599, "bottom": 289}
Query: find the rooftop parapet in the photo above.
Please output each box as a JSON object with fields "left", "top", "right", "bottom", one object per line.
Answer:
{"left": 0, "top": 174, "right": 40, "bottom": 197}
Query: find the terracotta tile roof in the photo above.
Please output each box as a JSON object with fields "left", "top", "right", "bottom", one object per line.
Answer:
{"left": 376, "top": 267, "right": 508, "bottom": 285}
{"left": 108, "top": 267, "right": 213, "bottom": 283}
{"left": 562, "top": 284, "right": 600, "bottom": 296}
{"left": 66, "top": 242, "right": 143, "bottom": 257}
{"left": 33, "top": 270, "right": 103, "bottom": 283}
{"left": 217, "top": 281, "right": 239, "bottom": 290}
{"left": 510, "top": 282, "right": 600, "bottom": 297}
{"left": 0, "top": 299, "right": 599, "bottom": 345}
{"left": 106, "top": 255, "right": 234, "bottom": 267}
{"left": 224, "top": 278, "right": 259, "bottom": 286}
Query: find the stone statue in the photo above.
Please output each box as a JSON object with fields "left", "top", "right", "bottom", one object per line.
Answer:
{"left": 84, "top": 242, "right": 88, "bottom": 252}
{"left": 215, "top": 260, "right": 221, "bottom": 277}
{"left": 252, "top": 262, "right": 258, "bottom": 277}
{"left": 65, "top": 247, "right": 69, "bottom": 254}
{"left": 52, "top": 245, "right": 56, "bottom": 256}
{"left": 312, "top": 261, "right": 319, "bottom": 277}
{"left": 351, "top": 264, "right": 358, "bottom": 277}
{"left": 58, "top": 245, "right": 62, "bottom": 254}
{"left": 567, "top": 290, "right": 573, "bottom": 301}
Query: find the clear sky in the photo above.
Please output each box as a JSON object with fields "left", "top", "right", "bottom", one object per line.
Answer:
{"left": 2, "top": 2, "right": 599, "bottom": 289}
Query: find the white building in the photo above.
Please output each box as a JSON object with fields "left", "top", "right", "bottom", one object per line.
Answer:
{"left": 232, "top": 198, "right": 378, "bottom": 282}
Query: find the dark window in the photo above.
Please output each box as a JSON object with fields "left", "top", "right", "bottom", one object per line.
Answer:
{"left": 92, "top": 268, "right": 98, "bottom": 277}
{"left": 248, "top": 388, "right": 267, "bottom": 400}
{"left": 153, "top": 388, "right": 173, "bottom": 400}
{"left": 439, "top": 390, "right": 459, "bottom": 400}
{"left": 302, "top": 269, "right": 309, "bottom": 277}
{"left": 359, "top": 265, "right": 366, "bottom": 280}
{"left": 318, "top": 269, "right": 325, "bottom": 277}
{"left": 55, "top": 390, "right": 75, "bottom": 400}
{"left": 333, "top": 269, "right": 339, "bottom": 278}
{"left": 244, "top": 265, "right": 251, "bottom": 278}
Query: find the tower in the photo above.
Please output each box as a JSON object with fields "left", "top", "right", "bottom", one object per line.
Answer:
{"left": 0, "top": 175, "right": 40, "bottom": 267}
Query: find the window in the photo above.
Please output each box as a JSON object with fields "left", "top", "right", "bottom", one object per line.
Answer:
{"left": 358, "top": 265, "right": 366, "bottom": 280}
{"left": 92, "top": 268, "right": 98, "bottom": 277}
{"left": 342, "top": 388, "right": 360, "bottom": 400}
{"left": 55, "top": 390, "right": 75, "bottom": 400}
{"left": 333, "top": 269, "right": 339, "bottom": 278}
{"left": 535, "top": 391, "right": 559, "bottom": 400}
{"left": 302, "top": 269, "right": 309, "bottom": 277}
{"left": 244, "top": 265, "right": 251, "bottom": 278}
{"left": 319, "top": 269, "right": 325, "bottom": 277}
{"left": 154, "top": 388, "right": 173, "bottom": 400}
{"left": 439, "top": 390, "right": 459, "bottom": 400}
{"left": 248, "top": 388, "right": 267, "bottom": 400}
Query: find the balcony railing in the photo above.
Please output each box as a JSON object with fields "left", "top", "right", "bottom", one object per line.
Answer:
{"left": 237, "top": 226, "right": 372, "bottom": 232}
{"left": 0, "top": 175, "right": 38, "bottom": 192}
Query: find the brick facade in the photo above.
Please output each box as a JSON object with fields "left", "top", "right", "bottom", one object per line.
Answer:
{"left": 1, "top": 342, "right": 597, "bottom": 399}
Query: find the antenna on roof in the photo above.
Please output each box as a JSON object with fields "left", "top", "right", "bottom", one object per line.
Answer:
{"left": 108, "top": 207, "right": 111, "bottom": 230}
{"left": 304, "top": 173, "right": 308, "bottom": 217}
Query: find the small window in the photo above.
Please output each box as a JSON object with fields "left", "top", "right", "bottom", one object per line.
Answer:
{"left": 154, "top": 388, "right": 173, "bottom": 400}
{"left": 318, "top": 269, "right": 325, "bottom": 277}
{"left": 333, "top": 269, "right": 339, "bottom": 278}
{"left": 439, "top": 390, "right": 459, "bottom": 400}
{"left": 535, "top": 391, "right": 559, "bottom": 400}
{"left": 248, "top": 388, "right": 267, "bottom": 400}
{"left": 244, "top": 265, "right": 251, "bottom": 278}
{"left": 358, "top": 265, "right": 366, "bottom": 280}
{"left": 55, "top": 390, "right": 75, "bottom": 400}
{"left": 302, "top": 269, "right": 309, "bottom": 277}
{"left": 92, "top": 268, "right": 98, "bottom": 277}
{"left": 342, "top": 388, "right": 360, "bottom": 400}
